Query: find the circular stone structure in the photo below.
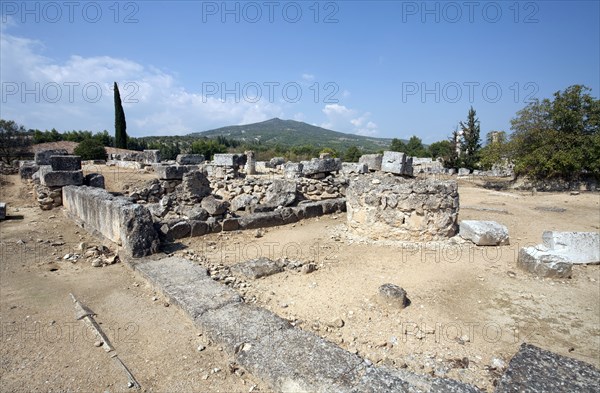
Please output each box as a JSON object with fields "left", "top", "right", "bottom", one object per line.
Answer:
{"left": 346, "top": 174, "right": 459, "bottom": 241}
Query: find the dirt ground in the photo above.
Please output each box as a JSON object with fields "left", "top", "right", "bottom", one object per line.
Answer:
{"left": 1, "top": 168, "right": 599, "bottom": 392}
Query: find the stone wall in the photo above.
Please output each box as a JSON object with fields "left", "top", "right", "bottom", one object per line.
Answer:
{"left": 62, "top": 185, "right": 159, "bottom": 257}
{"left": 346, "top": 174, "right": 459, "bottom": 241}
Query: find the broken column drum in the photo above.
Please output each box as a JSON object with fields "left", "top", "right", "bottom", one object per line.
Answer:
{"left": 346, "top": 174, "right": 459, "bottom": 241}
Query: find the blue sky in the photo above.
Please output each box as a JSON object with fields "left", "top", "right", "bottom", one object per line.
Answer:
{"left": 1, "top": 1, "right": 599, "bottom": 143}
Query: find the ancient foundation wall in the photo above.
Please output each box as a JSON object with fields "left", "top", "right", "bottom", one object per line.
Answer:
{"left": 62, "top": 185, "right": 159, "bottom": 257}
{"left": 346, "top": 174, "right": 459, "bottom": 241}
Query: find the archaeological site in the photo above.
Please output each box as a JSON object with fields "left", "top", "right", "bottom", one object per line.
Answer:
{"left": 1, "top": 148, "right": 598, "bottom": 392}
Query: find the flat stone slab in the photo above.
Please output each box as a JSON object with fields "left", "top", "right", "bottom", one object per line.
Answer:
{"left": 134, "top": 257, "right": 241, "bottom": 318}
{"left": 358, "top": 154, "right": 382, "bottom": 171}
{"left": 541, "top": 231, "right": 599, "bottom": 264}
{"left": 40, "top": 169, "right": 84, "bottom": 187}
{"left": 0, "top": 202, "right": 6, "bottom": 220}
{"left": 35, "top": 149, "right": 68, "bottom": 165}
{"left": 495, "top": 343, "right": 600, "bottom": 393}
{"left": 237, "top": 327, "right": 365, "bottom": 393}
{"left": 155, "top": 165, "right": 195, "bottom": 180}
{"left": 459, "top": 220, "right": 509, "bottom": 246}
{"left": 176, "top": 154, "right": 205, "bottom": 165}
{"left": 213, "top": 153, "right": 240, "bottom": 166}
{"left": 231, "top": 258, "right": 285, "bottom": 279}
{"left": 195, "top": 303, "right": 291, "bottom": 353}
{"left": 50, "top": 155, "right": 82, "bottom": 171}
{"left": 517, "top": 246, "right": 572, "bottom": 278}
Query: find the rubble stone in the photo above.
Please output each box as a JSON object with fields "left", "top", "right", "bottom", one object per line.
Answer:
{"left": 201, "top": 195, "right": 228, "bottom": 216}
{"left": 264, "top": 179, "right": 297, "bottom": 207}
{"left": 84, "top": 173, "right": 105, "bottom": 189}
{"left": 459, "top": 220, "right": 510, "bottom": 246}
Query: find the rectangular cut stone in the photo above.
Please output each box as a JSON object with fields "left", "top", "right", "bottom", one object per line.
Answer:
{"left": 134, "top": 257, "right": 241, "bottom": 319}
{"left": 541, "top": 231, "right": 599, "bottom": 264}
{"left": 19, "top": 162, "right": 39, "bottom": 179}
{"left": 495, "top": 343, "right": 600, "bottom": 393}
{"left": 40, "top": 169, "right": 83, "bottom": 187}
{"left": 0, "top": 203, "right": 6, "bottom": 220}
{"left": 342, "top": 163, "right": 368, "bottom": 174}
{"left": 359, "top": 154, "right": 382, "bottom": 171}
{"left": 381, "top": 151, "right": 409, "bottom": 175}
{"left": 50, "top": 155, "right": 82, "bottom": 171}
{"left": 213, "top": 153, "right": 238, "bottom": 166}
{"left": 459, "top": 220, "right": 509, "bottom": 246}
{"left": 176, "top": 154, "right": 205, "bottom": 165}
{"left": 301, "top": 158, "right": 342, "bottom": 176}
{"left": 284, "top": 162, "right": 303, "bottom": 179}
{"left": 143, "top": 149, "right": 161, "bottom": 164}
{"left": 62, "top": 186, "right": 159, "bottom": 257}
{"left": 517, "top": 246, "right": 572, "bottom": 278}
{"left": 155, "top": 165, "right": 194, "bottom": 180}
{"left": 35, "top": 149, "right": 68, "bottom": 165}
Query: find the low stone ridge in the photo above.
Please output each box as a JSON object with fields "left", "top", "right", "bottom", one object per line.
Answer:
{"left": 34, "top": 149, "right": 68, "bottom": 165}
{"left": 134, "top": 257, "right": 242, "bottom": 319}
{"left": 495, "top": 343, "right": 600, "bottom": 393}
{"left": 83, "top": 173, "right": 105, "bottom": 188}
{"left": 62, "top": 185, "right": 159, "bottom": 257}
{"left": 0, "top": 202, "right": 6, "bottom": 220}
{"left": 541, "top": 231, "right": 599, "bottom": 264}
{"left": 346, "top": 174, "right": 458, "bottom": 241}
{"left": 358, "top": 154, "right": 382, "bottom": 171}
{"left": 231, "top": 257, "right": 286, "bottom": 279}
{"left": 381, "top": 151, "right": 413, "bottom": 176}
{"left": 459, "top": 220, "right": 510, "bottom": 246}
{"left": 176, "top": 154, "right": 205, "bottom": 165}
{"left": 49, "top": 155, "right": 82, "bottom": 171}
{"left": 131, "top": 256, "right": 482, "bottom": 393}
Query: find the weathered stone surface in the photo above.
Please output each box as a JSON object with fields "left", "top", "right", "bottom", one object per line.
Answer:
{"left": 35, "top": 149, "right": 68, "bottom": 165}
{"left": 195, "top": 303, "right": 291, "bottom": 353}
{"left": 179, "top": 170, "right": 212, "bottom": 201}
{"left": 155, "top": 165, "right": 194, "bottom": 180}
{"left": 190, "top": 220, "right": 210, "bottom": 236}
{"left": 458, "top": 168, "right": 471, "bottom": 176}
{"left": 176, "top": 154, "right": 205, "bottom": 165}
{"left": 50, "top": 155, "right": 81, "bottom": 171}
{"left": 0, "top": 202, "right": 6, "bottom": 220}
{"left": 359, "top": 154, "right": 382, "bottom": 171}
{"left": 231, "top": 194, "right": 258, "bottom": 211}
{"left": 346, "top": 174, "right": 459, "bottom": 241}
{"left": 143, "top": 149, "right": 161, "bottom": 164}
{"left": 237, "top": 328, "right": 365, "bottom": 393}
{"left": 213, "top": 153, "right": 239, "bottom": 166}
{"left": 283, "top": 162, "right": 304, "bottom": 179}
{"left": 268, "top": 157, "right": 286, "bottom": 167}
{"left": 265, "top": 179, "right": 297, "bottom": 207}
{"left": 517, "top": 246, "right": 572, "bottom": 278}
{"left": 169, "top": 220, "right": 191, "bottom": 239}
{"left": 495, "top": 343, "right": 600, "bottom": 393}
{"left": 201, "top": 195, "right": 228, "bottom": 216}
{"left": 134, "top": 257, "right": 241, "bottom": 318}
{"left": 181, "top": 206, "right": 209, "bottom": 221}
{"left": 222, "top": 217, "right": 240, "bottom": 231}
{"left": 541, "top": 231, "right": 599, "bottom": 264}
{"left": 19, "top": 161, "right": 39, "bottom": 179}
{"left": 245, "top": 150, "right": 256, "bottom": 175}
{"left": 301, "top": 158, "right": 342, "bottom": 176}
{"left": 378, "top": 284, "right": 410, "bottom": 308}
{"left": 84, "top": 173, "right": 105, "bottom": 188}
{"left": 62, "top": 186, "right": 159, "bottom": 257}
{"left": 342, "top": 162, "right": 368, "bottom": 174}
{"left": 238, "top": 211, "right": 285, "bottom": 230}
{"left": 232, "top": 257, "right": 285, "bottom": 279}
{"left": 381, "top": 151, "right": 413, "bottom": 176}
{"left": 459, "top": 220, "right": 510, "bottom": 246}
{"left": 321, "top": 198, "right": 347, "bottom": 214}
{"left": 40, "top": 168, "right": 83, "bottom": 187}
{"left": 294, "top": 202, "right": 323, "bottom": 219}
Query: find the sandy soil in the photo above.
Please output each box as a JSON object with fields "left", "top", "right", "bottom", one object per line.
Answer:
{"left": 1, "top": 169, "right": 599, "bottom": 392}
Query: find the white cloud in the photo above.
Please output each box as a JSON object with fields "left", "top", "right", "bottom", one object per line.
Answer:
{"left": 321, "top": 105, "right": 379, "bottom": 136}
{"left": 301, "top": 73, "right": 315, "bottom": 81}
{"left": 0, "top": 30, "right": 283, "bottom": 135}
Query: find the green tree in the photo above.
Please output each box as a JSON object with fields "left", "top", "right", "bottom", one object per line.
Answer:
{"left": 509, "top": 85, "right": 600, "bottom": 180}
{"left": 459, "top": 107, "right": 481, "bottom": 170}
{"left": 319, "top": 147, "right": 339, "bottom": 158}
{"left": 479, "top": 131, "right": 508, "bottom": 170}
{"left": 390, "top": 138, "right": 407, "bottom": 152}
{"left": 74, "top": 138, "right": 107, "bottom": 160}
{"left": 190, "top": 139, "right": 226, "bottom": 160}
{"left": 405, "top": 135, "right": 428, "bottom": 157}
{"left": 428, "top": 140, "right": 453, "bottom": 160}
{"left": 344, "top": 146, "right": 362, "bottom": 162}
{"left": 114, "top": 82, "right": 128, "bottom": 149}
{"left": 0, "top": 119, "right": 32, "bottom": 164}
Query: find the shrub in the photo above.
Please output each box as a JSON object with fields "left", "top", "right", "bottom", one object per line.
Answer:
{"left": 74, "top": 138, "right": 107, "bottom": 160}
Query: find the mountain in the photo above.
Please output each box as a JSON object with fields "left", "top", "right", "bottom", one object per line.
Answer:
{"left": 188, "top": 118, "right": 394, "bottom": 151}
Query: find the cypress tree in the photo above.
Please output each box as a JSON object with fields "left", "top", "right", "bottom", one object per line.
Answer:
{"left": 114, "top": 82, "right": 128, "bottom": 149}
